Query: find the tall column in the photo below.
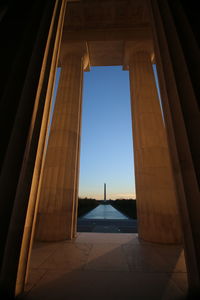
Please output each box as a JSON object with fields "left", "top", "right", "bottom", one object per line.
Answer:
{"left": 0, "top": 1, "right": 65, "bottom": 298}
{"left": 148, "top": 0, "right": 200, "bottom": 291}
{"left": 35, "top": 42, "right": 89, "bottom": 241}
{"left": 15, "top": 0, "right": 67, "bottom": 295}
{"left": 126, "top": 47, "right": 181, "bottom": 244}
{"left": 72, "top": 92, "right": 83, "bottom": 238}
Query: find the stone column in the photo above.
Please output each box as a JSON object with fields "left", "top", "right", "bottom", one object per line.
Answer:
{"left": 0, "top": 1, "right": 65, "bottom": 297}
{"left": 15, "top": 0, "right": 67, "bottom": 295}
{"left": 126, "top": 47, "right": 181, "bottom": 244}
{"left": 148, "top": 0, "right": 200, "bottom": 291}
{"left": 35, "top": 42, "right": 89, "bottom": 241}
{"left": 72, "top": 95, "right": 82, "bottom": 238}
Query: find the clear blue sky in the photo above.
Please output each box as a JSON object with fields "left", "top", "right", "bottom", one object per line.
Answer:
{"left": 78, "top": 66, "right": 135, "bottom": 200}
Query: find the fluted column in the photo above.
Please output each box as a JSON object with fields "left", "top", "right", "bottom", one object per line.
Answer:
{"left": 0, "top": 1, "right": 66, "bottom": 297}
{"left": 148, "top": 0, "right": 200, "bottom": 291}
{"left": 127, "top": 47, "right": 181, "bottom": 243}
{"left": 35, "top": 42, "right": 89, "bottom": 241}
{"left": 72, "top": 93, "right": 82, "bottom": 238}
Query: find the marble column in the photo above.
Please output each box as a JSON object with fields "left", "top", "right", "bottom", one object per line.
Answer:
{"left": 128, "top": 49, "right": 181, "bottom": 244}
{"left": 35, "top": 42, "right": 89, "bottom": 241}
{"left": 148, "top": 0, "right": 200, "bottom": 291}
{"left": 72, "top": 97, "right": 82, "bottom": 238}
{"left": 0, "top": 1, "right": 65, "bottom": 297}
{"left": 15, "top": 0, "right": 67, "bottom": 295}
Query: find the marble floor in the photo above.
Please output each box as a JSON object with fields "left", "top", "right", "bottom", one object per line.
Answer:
{"left": 22, "top": 233, "right": 188, "bottom": 300}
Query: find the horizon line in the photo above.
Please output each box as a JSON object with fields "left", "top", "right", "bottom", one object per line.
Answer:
{"left": 78, "top": 197, "right": 136, "bottom": 200}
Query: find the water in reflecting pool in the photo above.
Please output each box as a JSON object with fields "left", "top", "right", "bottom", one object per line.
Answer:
{"left": 82, "top": 204, "right": 129, "bottom": 220}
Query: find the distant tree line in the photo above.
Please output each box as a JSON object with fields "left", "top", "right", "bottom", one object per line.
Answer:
{"left": 111, "top": 199, "right": 137, "bottom": 219}
{"left": 78, "top": 197, "right": 99, "bottom": 217}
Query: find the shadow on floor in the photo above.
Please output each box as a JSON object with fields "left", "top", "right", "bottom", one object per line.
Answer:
{"left": 21, "top": 233, "right": 188, "bottom": 300}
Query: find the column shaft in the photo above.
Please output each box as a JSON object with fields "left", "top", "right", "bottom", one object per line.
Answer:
{"left": 72, "top": 84, "right": 83, "bottom": 238}
{"left": 0, "top": 1, "right": 64, "bottom": 297}
{"left": 148, "top": 0, "right": 200, "bottom": 290}
{"left": 129, "top": 51, "right": 181, "bottom": 243}
{"left": 36, "top": 53, "right": 83, "bottom": 241}
{"left": 15, "top": 0, "right": 67, "bottom": 294}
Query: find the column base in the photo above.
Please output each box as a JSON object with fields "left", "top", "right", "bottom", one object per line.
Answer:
{"left": 138, "top": 213, "right": 182, "bottom": 244}
{"left": 35, "top": 212, "right": 73, "bottom": 241}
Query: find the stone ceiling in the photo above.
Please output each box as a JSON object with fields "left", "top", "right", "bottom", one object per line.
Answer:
{"left": 62, "top": 0, "right": 153, "bottom": 66}
{"left": 65, "top": 0, "right": 150, "bottom": 30}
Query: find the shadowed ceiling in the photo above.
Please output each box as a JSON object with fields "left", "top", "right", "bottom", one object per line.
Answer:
{"left": 62, "top": 0, "right": 152, "bottom": 66}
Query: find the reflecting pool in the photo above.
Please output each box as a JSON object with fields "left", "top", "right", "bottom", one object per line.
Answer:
{"left": 82, "top": 204, "right": 129, "bottom": 220}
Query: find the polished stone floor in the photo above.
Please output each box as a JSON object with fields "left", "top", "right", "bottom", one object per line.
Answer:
{"left": 22, "top": 233, "right": 188, "bottom": 300}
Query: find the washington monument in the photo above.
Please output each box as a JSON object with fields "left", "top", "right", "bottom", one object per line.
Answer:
{"left": 104, "top": 183, "right": 106, "bottom": 202}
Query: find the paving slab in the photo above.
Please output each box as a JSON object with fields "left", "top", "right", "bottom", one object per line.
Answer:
{"left": 23, "top": 233, "right": 188, "bottom": 300}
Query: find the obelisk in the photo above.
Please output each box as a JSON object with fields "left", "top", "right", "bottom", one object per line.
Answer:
{"left": 104, "top": 183, "right": 106, "bottom": 202}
